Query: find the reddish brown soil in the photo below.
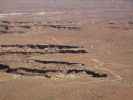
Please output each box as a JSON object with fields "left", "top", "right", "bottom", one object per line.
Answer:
{"left": 0, "top": 0, "right": 133, "bottom": 100}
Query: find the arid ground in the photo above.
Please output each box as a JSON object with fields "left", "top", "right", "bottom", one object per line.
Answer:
{"left": 0, "top": 0, "right": 133, "bottom": 100}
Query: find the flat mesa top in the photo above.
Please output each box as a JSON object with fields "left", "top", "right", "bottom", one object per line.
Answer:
{"left": 0, "top": 0, "right": 133, "bottom": 21}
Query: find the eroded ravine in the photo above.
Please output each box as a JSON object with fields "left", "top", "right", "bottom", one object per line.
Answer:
{"left": 0, "top": 44, "right": 119, "bottom": 80}
{"left": 0, "top": 61, "right": 108, "bottom": 79}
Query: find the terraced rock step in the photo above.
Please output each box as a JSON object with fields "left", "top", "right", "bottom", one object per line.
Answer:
{"left": 0, "top": 63, "right": 107, "bottom": 79}
{"left": 0, "top": 44, "right": 87, "bottom": 54}
{"left": 42, "top": 24, "right": 80, "bottom": 30}
{"left": 0, "top": 20, "right": 81, "bottom": 34}
{"left": 34, "top": 60, "right": 84, "bottom": 65}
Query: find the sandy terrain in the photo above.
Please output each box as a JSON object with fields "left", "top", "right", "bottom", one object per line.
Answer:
{"left": 0, "top": 0, "right": 133, "bottom": 100}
